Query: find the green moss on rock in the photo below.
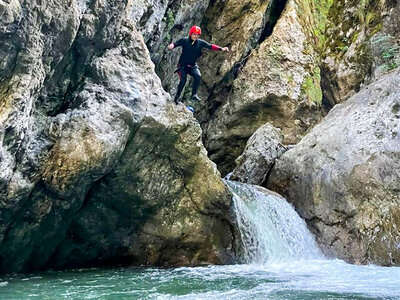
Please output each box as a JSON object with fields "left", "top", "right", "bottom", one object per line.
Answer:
{"left": 301, "top": 68, "right": 323, "bottom": 104}
{"left": 324, "top": 0, "right": 385, "bottom": 58}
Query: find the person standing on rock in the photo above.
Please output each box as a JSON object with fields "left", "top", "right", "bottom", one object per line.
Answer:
{"left": 168, "top": 25, "right": 229, "bottom": 104}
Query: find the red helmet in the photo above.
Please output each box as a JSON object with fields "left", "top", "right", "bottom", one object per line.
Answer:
{"left": 189, "top": 26, "right": 201, "bottom": 36}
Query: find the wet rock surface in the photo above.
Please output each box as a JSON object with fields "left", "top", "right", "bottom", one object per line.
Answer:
{"left": 268, "top": 67, "right": 400, "bottom": 265}
{"left": 1, "top": 0, "right": 400, "bottom": 273}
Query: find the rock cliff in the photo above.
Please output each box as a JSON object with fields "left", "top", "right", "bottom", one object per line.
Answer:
{"left": 268, "top": 67, "right": 400, "bottom": 265}
{"left": 0, "top": 0, "right": 234, "bottom": 273}
{"left": 0, "top": 0, "right": 399, "bottom": 273}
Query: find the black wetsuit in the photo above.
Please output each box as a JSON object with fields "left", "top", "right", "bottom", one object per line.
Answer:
{"left": 173, "top": 37, "right": 222, "bottom": 101}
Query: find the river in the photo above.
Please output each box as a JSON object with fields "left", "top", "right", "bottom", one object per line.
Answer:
{"left": 1, "top": 181, "right": 399, "bottom": 299}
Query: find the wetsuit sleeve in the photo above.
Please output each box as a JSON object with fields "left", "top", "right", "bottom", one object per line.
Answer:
{"left": 201, "top": 40, "right": 222, "bottom": 51}
{"left": 173, "top": 38, "right": 185, "bottom": 48}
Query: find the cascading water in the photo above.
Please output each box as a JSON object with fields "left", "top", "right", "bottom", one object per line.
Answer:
{"left": 225, "top": 180, "right": 324, "bottom": 264}
{"left": 3, "top": 180, "right": 400, "bottom": 299}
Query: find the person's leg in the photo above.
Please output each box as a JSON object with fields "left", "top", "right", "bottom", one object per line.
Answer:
{"left": 175, "top": 68, "right": 187, "bottom": 103}
{"left": 190, "top": 67, "right": 202, "bottom": 98}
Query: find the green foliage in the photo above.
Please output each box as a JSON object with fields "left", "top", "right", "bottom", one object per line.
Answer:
{"left": 301, "top": 67, "right": 323, "bottom": 104}
{"left": 324, "top": 0, "right": 384, "bottom": 59}
{"left": 365, "top": 11, "right": 374, "bottom": 26}
{"left": 382, "top": 60, "right": 399, "bottom": 72}
{"left": 296, "top": 0, "right": 334, "bottom": 52}
{"left": 372, "top": 35, "right": 400, "bottom": 72}
{"left": 312, "top": 0, "right": 334, "bottom": 50}
{"left": 166, "top": 9, "right": 175, "bottom": 30}
{"left": 357, "top": 0, "right": 368, "bottom": 23}
{"left": 164, "top": 8, "right": 175, "bottom": 41}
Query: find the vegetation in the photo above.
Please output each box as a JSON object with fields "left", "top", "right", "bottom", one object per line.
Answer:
{"left": 323, "top": 0, "right": 386, "bottom": 58}
{"left": 312, "top": 0, "right": 334, "bottom": 50}
{"left": 164, "top": 8, "right": 175, "bottom": 41}
{"left": 301, "top": 67, "right": 323, "bottom": 105}
{"left": 372, "top": 35, "right": 400, "bottom": 72}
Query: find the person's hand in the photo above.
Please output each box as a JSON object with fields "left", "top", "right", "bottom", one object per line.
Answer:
{"left": 222, "top": 47, "right": 229, "bottom": 52}
{"left": 168, "top": 43, "right": 175, "bottom": 50}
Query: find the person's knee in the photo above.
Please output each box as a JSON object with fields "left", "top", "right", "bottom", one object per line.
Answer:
{"left": 193, "top": 72, "right": 201, "bottom": 82}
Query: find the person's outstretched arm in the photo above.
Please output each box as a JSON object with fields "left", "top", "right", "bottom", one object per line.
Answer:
{"left": 168, "top": 38, "right": 184, "bottom": 50}
{"left": 201, "top": 40, "right": 229, "bottom": 52}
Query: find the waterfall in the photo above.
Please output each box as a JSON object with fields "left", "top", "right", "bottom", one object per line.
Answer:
{"left": 225, "top": 180, "right": 324, "bottom": 264}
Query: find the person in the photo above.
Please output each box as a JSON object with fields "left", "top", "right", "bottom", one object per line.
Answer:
{"left": 168, "top": 25, "right": 229, "bottom": 104}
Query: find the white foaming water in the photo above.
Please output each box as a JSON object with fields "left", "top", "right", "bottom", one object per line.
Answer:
{"left": 225, "top": 180, "right": 324, "bottom": 263}
{"left": 2, "top": 181, "right": 400, "bottom": 299}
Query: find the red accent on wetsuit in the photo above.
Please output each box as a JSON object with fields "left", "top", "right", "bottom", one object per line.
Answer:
{"left": 211, "top": 44, "right": 222, "bottom": 51}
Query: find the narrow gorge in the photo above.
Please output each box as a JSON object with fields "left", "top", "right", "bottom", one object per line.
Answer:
{"left": 0, "top": 0, "right": 399, "bottom": 283}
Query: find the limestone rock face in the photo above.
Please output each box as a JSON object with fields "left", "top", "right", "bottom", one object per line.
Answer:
{"left": 199, "top": 0, "right": 271, "bottom": 89}
{"left": 321, "top": 0, "right": 400, "bottom": 105}
{"left": 231, "top": 123, "right": 287, "bottom": 185}
{"left": 129, "top": 0, "right": 211, "bottom": 93}
{"left": 0, "top": 0, "right": 234, "bottom": 273}
{"left": 268, "top": 67, "right": 400, "bottom": 265}
{"left": 129, "top": 0, "right": 400, "bottom": 179}
{"left": 201, "top": 0, "right": 327, "bottom": 174}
